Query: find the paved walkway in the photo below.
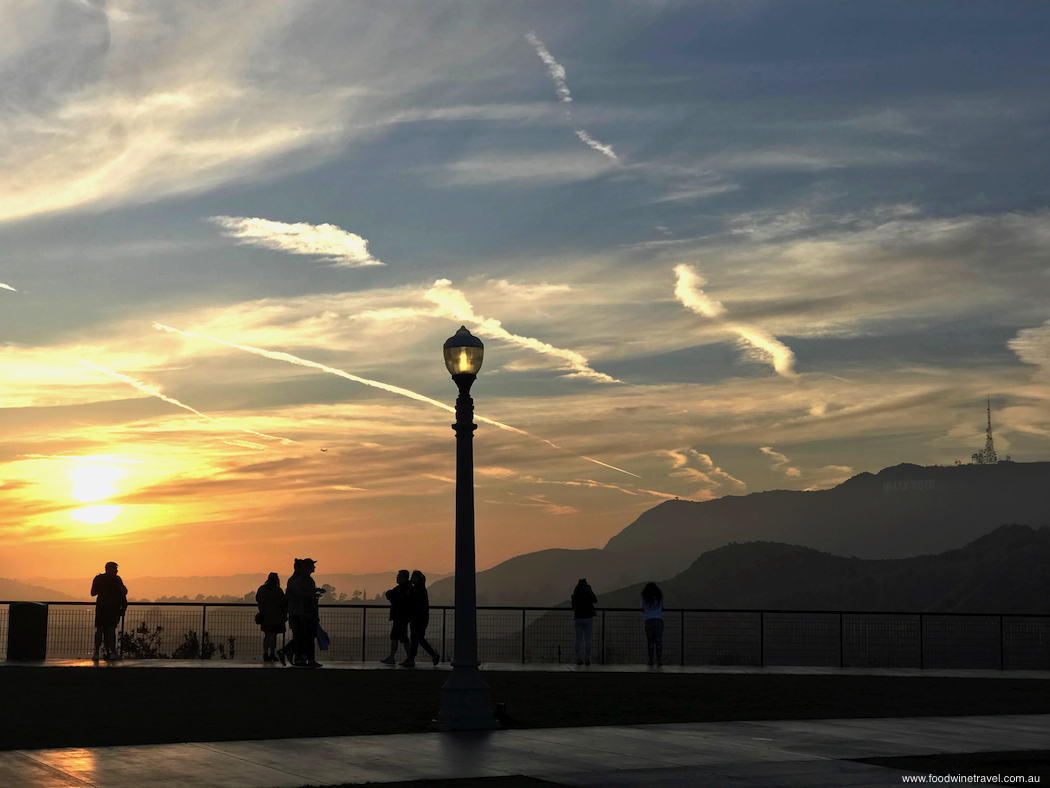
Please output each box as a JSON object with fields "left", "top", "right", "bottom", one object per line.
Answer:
{"left": 4, "top": 658, "right": 1049, "bottom": 680}
{"left": 1, "top": 714, "right": 1046, "bottom": 787}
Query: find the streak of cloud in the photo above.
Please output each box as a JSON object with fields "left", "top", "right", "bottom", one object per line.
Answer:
{"left": 674, "top": 263, "right": 797, "bottom": 378}
{"left": 526, "top": 31, "right": 619, "bottom": 162}
{"left": 209, "top": 216, "right": 383, "bottom": 268}
{"left": 574, "top": 129, "right": 618, "bottom": 162}
{"left": 153, "top": 322, "right": 639, "bottom": 478}
{"left": 21, "top": 454, "right": 145, "bottom": 464}
{"left": 759, "top": 446, "right": 802, "bottom": 477}
{"left": 223, "top": 439, "right": 270, "bottom": 451}
{"left": 79, "top": 361, "right": 297, "bottom": 445}
{"left": 525, "top": 32, "right": 572, "bottom": 103}
{"left": 0, "top": 283, "right": 17, "bottom": 292}
{"left": 424, "top": 279, "right": 619, "bottom": 383}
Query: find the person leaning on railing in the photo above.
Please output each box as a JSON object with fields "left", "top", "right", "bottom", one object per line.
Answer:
{"left": 571, "top": 578, "right": 597, "bottom": 666}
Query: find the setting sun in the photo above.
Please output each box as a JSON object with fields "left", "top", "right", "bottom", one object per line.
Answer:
{"left": 71, "top": 465, "right": 122, "bottom": 504}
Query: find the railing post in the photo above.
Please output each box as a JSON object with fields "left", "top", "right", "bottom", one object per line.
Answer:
{"left": 201, "top": 605, "right": 207, "bottom": 660}
{"left": 759, "top": 611, "right": 764, "bottom": 667}
{"left": 680, "top": 610, "right": 685, "bottom": 666}
{"left": 361, "top": 605, "right": 367, "bottom": 662}
{"left": 521, "top": 608, "right": 526, "bottom": 664}
{"left": 918, "top": 614, "right": 924, "bottom": 670}
{"left": 601, "top": 610, "right": 606, "bottom": 665}
{"left": 119, "top": 613, "right": 125, "bottom": 658}
{"left": 441, "top": 607, "right": 447, "bottom": 663}
{"left": 999, "top": 614, "right": 1004, "bottom": 671}
{"left": 839, "top": 612, "right": 844, "bottom": 668}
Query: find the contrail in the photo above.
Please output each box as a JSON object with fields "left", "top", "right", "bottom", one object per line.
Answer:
{"left": 153, "top": 322, "right": 640, "bottom": 478}
{"left": 423, "top": 279, "right": 619, "bottom": 383}
{"left": 525, "top": 31, "right": 619, "bottom": 162}
{"left": 21, "top": 454, "right": 144, "bottom": 463}
{"left": 80, "top": 361, "right": 297, "bottom": 445}
{"left": 674, "top": 263, "right": 797, "bottom": 378}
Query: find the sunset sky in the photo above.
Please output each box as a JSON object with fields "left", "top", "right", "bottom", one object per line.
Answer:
{"left": 3, "top": 1, "right": 1050, "bottom": 581}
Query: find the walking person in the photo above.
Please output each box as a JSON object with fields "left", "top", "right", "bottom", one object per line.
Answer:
{"left": 91, "top": 562, "right": 127, "bottom": 661}
{"left": 571, "top": 578, "right": 597, "bottom": 666}
{"left": 280, "top": 558, "right": 322, "bottom": 668}
{"left": 380, "top": 570, "right": 411, "bottom": 665}
{"left": 641, "top": 582, "right": 664, "bottom": 666}
{"left": 255, "top": 573, "right": 287, "bottom": 664}
{"left": 402, "top": 570, "right": 440, "bottom": 667}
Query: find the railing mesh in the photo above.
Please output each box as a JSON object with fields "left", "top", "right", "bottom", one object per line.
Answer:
{"left": 1, "top": 603, "right": 1047, "bottom": 670}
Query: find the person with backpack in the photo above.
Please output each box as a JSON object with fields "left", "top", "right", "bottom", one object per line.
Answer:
{"left": 91, "top": 561, "right": 127, "bottom": 661}
{"left": 255, "top": 572, "right": 287, "bottom": 663}
{"left": 402, "top": 570, "right": 440, "bottom": 667}
{"left": 381, "top": 570, "right": 412, "bottom": 665}
{"left": 571, "top": 578, "right": 597, "bottom": 666}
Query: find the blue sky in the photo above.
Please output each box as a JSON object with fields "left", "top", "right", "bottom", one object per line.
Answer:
{"left": 2, "top": 1, "right": 1050, "bottom": 578}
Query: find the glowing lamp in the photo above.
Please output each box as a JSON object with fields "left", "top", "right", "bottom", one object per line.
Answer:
{"left": 443, "top": 326, "right": 484, "bottom": 377}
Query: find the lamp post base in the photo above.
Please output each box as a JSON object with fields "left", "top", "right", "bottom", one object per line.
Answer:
{"left": 436, "top": 663, "right": 499, "bottom": 731}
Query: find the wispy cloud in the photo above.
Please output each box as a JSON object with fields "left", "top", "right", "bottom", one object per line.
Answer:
{"left": 0, "top": 283, "right": 18, "bottom": 292}
{"left": 153, "top": 322, "right": 638, "bottom": 478}
{"left": 759, "top": 446, "right": 801, "bottom": 477}
{"left": 209, "top": 216, "right": 383, "bottom": 268}
{"left": 79, "top": 361, "right": 297, "bottom": 445}
{"left": 424, "top": 279, "right": 619, "bottom": 383}
{"left": 525, "top": 31, "right": 619, "bottom": 162}
{"left": 525, "top": 32, "right": 572, "bottom": 104}
{"left": 674, "top": 263, "right": 797, "bottom": 378}
{"left": 574, "top": 129, "right": 618, "bottom": 162}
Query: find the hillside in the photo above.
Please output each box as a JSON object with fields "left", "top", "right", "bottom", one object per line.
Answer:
{"left": 596, "top": 524, "right": 1050, "bottom": 613}
{"left": 0, "top": 578, "right": 76, "bottom": 602}
{"left": 429, "top": 461, "right": 1050, "bottom": 606}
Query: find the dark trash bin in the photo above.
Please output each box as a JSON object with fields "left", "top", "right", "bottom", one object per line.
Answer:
{"left": 7, "top": 602, "right": 49, "bottom": 660}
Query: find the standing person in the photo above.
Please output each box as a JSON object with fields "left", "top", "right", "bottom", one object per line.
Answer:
{"left": 641, "top": 582, "right": 664, "bottom": 667}
{"left": 380, "top": 570, "right": 411, "bottom": 665}
{"left": 280, "top": 558, "right": 322, "bottom": 668}
{"left": 402, "top": 570, "right": 440, "bottom": 667}
{"left": 255, "top": 573, "right": 287, "bottom": 664}
{"left": 91, "top": 562, "right": 127, "bottom": 661}
{"left": 571, "top": 578, "right": 597, "bottom": 666}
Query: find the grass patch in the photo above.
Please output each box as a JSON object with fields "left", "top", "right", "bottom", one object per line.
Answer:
{"left": 1, "top": 667, "right": 1047, "bottom": 750}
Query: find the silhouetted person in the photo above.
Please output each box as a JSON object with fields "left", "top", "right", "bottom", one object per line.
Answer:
{"left": 280, "top": 558, "right": 322, "bottom": 668}
{"left": 403, "top": 570, "right": 440, "bottom": 667}
{"left": 91, "top": 562, "right": 127, "bottom": 661}
{"left": 256, "top": 572, "right": 288, "bottom": 663}
{"left": 571, "top": 578, "right": 597, "bottom": 666}
{"left": 641, "top": 582, "right": 664, "bottom": 666}
{"left": 381, "top": 569, "right": 411, "bottom": 665}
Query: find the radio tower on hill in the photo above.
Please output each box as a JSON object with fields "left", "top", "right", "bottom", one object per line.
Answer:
{"left": 971, "top": 398, "right": 998, "bottom": 465}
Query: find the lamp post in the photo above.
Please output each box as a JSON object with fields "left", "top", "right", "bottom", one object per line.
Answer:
{"left": 436, "top": 326, "right": 498, "bottom": 731}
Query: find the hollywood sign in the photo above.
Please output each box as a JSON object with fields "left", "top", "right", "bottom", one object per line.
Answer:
{"left": 883, "top": 480, "right": 936, "bottom": 492}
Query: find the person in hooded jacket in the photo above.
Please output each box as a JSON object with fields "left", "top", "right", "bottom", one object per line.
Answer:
{"left": 279, "top": 558, "right": 322, "bottom": 668}
{"left": 256, "top": 572, "right": 287, "bottom": 663}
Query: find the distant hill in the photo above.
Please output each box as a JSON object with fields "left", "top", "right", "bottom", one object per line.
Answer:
{"left": 596, "top": 524, "right": 1050, "bottom": 614}
{"left": 0, "top": 578, "right": 77, "bottom": 602}
{"left": 429, "top": 461, "right": 1050, "bottom": 606}
{"left": 23, "top": 572, "right": 452, "bottom": 602}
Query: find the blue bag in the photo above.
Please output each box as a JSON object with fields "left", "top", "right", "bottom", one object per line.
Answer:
{"left": 316, "top": 622, "right": 330, "bottom": 651}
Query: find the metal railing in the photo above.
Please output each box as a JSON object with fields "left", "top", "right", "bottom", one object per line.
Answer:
{"left": 3, "top": 602, "right": 1048, "bottom": 670}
